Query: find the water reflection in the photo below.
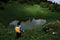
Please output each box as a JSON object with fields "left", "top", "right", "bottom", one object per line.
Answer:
{"left": 21, "top": 18, "right": 46, "bottom": 29}
{"left": 9, "top": 18, "right": 46, "bottom": 29}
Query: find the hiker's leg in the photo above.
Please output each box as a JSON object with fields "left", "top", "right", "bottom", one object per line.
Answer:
{"left": 16, "top": 33, "right": 20, "bottom": 39}
{"left": 19, "top": 33, "right": 22, "bottom": 37}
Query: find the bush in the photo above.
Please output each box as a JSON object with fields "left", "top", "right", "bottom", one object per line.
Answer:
{"left": 48, "top": 3, "right": 60, "bottom": 12}
{"left": 40, "top": 2, "right": 49, "bottom": 8}
{"left": 56, "top": 5, "right": 60, "bottom": 12}
{"left": 43, "top": 20, "right": 60, "bottom": 33}
{"left": 49, "top": 4, "right": 55, "bottom": 12}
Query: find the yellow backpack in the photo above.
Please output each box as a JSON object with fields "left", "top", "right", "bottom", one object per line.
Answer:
{"left": 15, "top": 26, "right": 20, "bottom": 33}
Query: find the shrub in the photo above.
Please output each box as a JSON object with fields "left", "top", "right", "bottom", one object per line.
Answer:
{"left": 49, "top": 4, "right": 55, "bottom": 12}
{"left": 43, "top": 20, "right": 60, "bottom": 33}
{"left": 48, "top": 3, "right": 60, "bottom": 12}
{"left": 56, "top": 5, "right": 60, "bottom": 12}
{"left": 40, "top": 2, "right": 50, "bottom": 8}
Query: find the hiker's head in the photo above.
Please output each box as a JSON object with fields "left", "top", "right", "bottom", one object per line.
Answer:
{"left": 18, "top": 21, "right": 21, "bottom": 25}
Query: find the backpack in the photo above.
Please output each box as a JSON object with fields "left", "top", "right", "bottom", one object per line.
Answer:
{"left": 15, "top": 24, "right": 23, "bottom": 33}
{"left": 15, "top": 26, "right": 20, "bottom": 33}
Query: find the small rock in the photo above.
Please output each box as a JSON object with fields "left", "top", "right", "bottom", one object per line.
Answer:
{"left": 52, "top": 32, "right": 57, "bottom": 35}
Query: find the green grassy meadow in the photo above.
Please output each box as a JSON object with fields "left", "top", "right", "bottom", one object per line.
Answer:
{"left": 0, "top": 2, "right": 60, "bottom": 40}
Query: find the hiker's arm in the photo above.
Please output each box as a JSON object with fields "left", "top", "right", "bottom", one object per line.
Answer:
{"left": 21, "top": 27, "right": 24, "bottom": 32}
{"left": 20, "top": 25, "right": 24, "bottom": 32}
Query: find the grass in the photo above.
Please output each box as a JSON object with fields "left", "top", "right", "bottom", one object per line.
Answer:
{"left": 0, "top": 2, "right": 60, "bottom": 40}
{"left": 0, "top": 24, "right": 60, "bottom": 40}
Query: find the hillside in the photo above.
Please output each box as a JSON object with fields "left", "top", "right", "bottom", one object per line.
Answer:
{"left": 0, "top": 1, "right": 60, "bottom": 40}
{"left": 0, "top": 21, "right": 60, "bottom": 40}
{"left": 0, "top": 3, "right": 60, "bottom": 26}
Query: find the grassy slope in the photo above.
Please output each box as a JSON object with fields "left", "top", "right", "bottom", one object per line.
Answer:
{"left": 0, "top": 25, "right": 60, "bottom": 40}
